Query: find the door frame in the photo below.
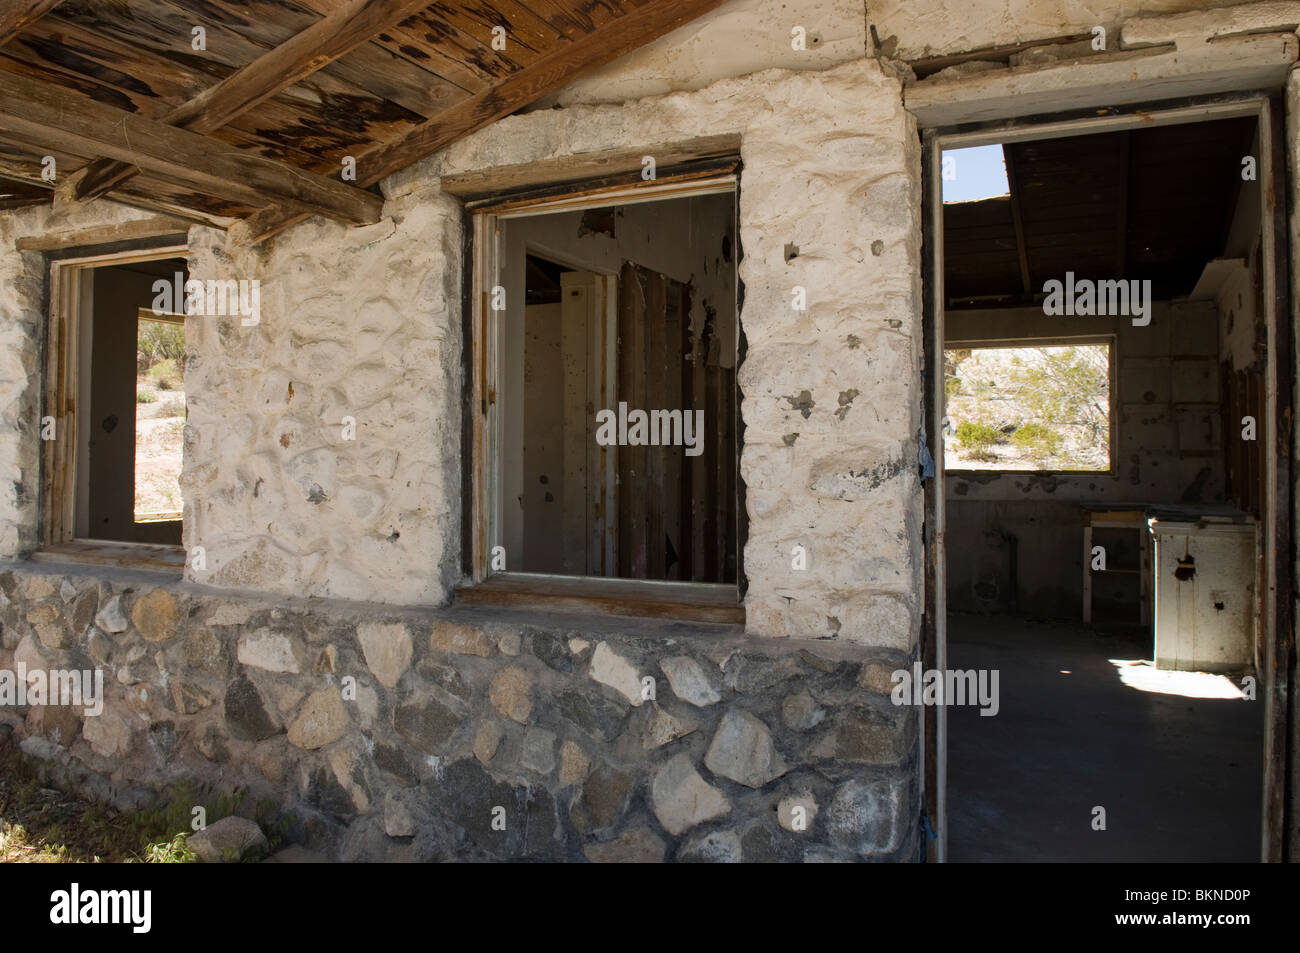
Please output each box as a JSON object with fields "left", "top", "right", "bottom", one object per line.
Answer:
{"left": 920, "top": 92, "right": 1294, "bottom": 862}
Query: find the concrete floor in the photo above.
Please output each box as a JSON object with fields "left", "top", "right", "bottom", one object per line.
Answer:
{"left": 947, "top": 612, "right": 1263, "bottom": 862}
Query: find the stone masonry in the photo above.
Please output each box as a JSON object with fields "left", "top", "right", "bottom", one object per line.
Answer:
{"left": 0, "top": 564, "right": 919, "bottom": 862}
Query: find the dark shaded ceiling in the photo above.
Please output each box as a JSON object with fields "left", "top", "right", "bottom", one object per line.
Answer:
{"left": 0, "top": 0, "right": 726, "bottom": 242}
{"left": 943, "top": 115, "right": 1258, "bottom": 309}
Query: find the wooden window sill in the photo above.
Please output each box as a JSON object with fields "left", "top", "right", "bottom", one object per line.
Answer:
{"left": 455, "top": 573, "right": 744, "bottom": 625}
{"left": 31, "top": 541, "right": 185, "bottom": 574}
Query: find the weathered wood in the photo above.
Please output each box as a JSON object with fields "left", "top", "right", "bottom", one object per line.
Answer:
{"left": 1002, "top": 144, "right": 1033, "bottom": 298}
{"left": 663, "top": 279, "right": 684, "bottom": 580}
{"left": 15, "top": 214, "right": 190, "bottom": 251}
{"left": 0, "top": 196, "right": 46, "bottom": 210}
{"left": 646, "top": 271, "right": 667, "bottom": 579}
{"left": 617, "top": 262, "right": 649, "bottom": 578}
{"left": 62, "top": 0, "right": 436, "bottom": 203}
{"left": 0, "top": 70, "right": 382, "bottom": 224}
{"left": 0, "top": 0, "right": 63, "bottom": 47}
{"left": 241, "top": 0, "right": 729, "bottom": 243}
{"left": 1114, "top": 130, "right": 1130, "bottom": 277}
{"left": 362, "top": 0, "right": 728, "bottom": 184}
{"left": 454, "top": 573, "right": 744, "bottom": 624}
{"left": 677, "top": 283, "right": 695, "bottom": 581}
{"left": 30, "top": 541, "right": 185, "bottom": 572}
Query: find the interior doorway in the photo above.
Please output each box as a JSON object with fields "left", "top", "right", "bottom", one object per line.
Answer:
{"left": 922, "top": 97, "right": 1290, "bottom": 862}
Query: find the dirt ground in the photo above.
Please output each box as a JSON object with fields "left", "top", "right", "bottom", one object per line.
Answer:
{"left": 134, "top": 377, "right": 184, "bottom": 520}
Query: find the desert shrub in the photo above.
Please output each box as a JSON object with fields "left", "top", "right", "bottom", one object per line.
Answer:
{"left": 149, "top": 359, "right": 180, "bottom": 390}
{"left": 136, "top": 390, "right": 157, "bottom": 404}
{"left": 956, "top": 421, "right": 1000, "bottom": 452}
{"left": 1011, "top": 422, "right": 1064, "bottom": 458}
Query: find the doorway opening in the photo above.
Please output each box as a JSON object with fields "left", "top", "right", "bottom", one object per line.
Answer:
{"left": 925, "top": 99, "right": 1288, "bottom": 862}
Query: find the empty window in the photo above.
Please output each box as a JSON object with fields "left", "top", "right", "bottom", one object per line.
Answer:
{"left": 46, "top": 255, "right": 188, "bottom": 548}
{"left": 475, "top": 186, "right": 740, "bottom": 587}
{"left": 944, "top": 342, "right": 1112, "bottom": 471}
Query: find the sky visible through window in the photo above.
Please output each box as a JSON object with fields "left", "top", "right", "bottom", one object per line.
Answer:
{"left": 942, "top": 144, "right": 1010, "bottom": 204}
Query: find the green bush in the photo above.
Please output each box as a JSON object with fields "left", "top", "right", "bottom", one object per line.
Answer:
{"left": 149, "top": 359, "right": 180, "bottom": 390}
{"left": 955, "top": 421, "right": 1000, "bottom": 454}
{"left": 1011, "top": 422, "right": 1063, "bottom": 457}
{"left": 136, "top": 390, "right": 156, "bottom": 404}
{"left": 137, "top": 320, "right": 186, "bottom": 368}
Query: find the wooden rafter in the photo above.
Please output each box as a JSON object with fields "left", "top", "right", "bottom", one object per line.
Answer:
{"left": 58, "top": 0, "right": 435, "bottom": 204}
{"left": 234, "top": 0, "right": 729, "bottom": 244}
{"left": 0, "top": 0, "right": 63, "bottom": 47}
{"left": 1002, "top": 144, "right": 1033, "bottom": 300}
{"left": 0, "top": 69, "right": 382, "bottom": 224}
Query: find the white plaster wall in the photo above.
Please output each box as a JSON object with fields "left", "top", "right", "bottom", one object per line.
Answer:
{"left": 409, "top": 59, "right": 925, "bottom": 645}
{"left": 871, "top": 0, "right": 1243, "bottom": 61}
{"left": 177, "top": 59, "right": 923, "bottom": 646}
{"left": 0, "top": 201, "right": 173, "bottom": 558}
{"left": 536, "top": 0, "right": 869, "bottom": 108}
{"left": 181, "top": 190, "right": 463, "bottom": 606}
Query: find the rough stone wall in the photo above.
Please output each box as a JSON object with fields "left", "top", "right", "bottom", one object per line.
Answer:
{"left": 181, "top": 186, "right": 463, "bottom": 606}
{"left": 0, "top": 202, "right": 178, "bottom": 560}
{"left": 0, "top": 564, "right": 920, "bottom": 861}
{"left": 182, "top": 59, "right": 925, "bottom": 647}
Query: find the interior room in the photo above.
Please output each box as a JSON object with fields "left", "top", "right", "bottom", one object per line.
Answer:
{"left": 495, "top": 192, "right": 738, "bottom": 583}
{"left": 940, "top": 117, "right": 1267, "bottom": 861}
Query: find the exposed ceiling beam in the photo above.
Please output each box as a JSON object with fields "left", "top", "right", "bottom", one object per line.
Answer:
{"left": 59, "top": 0, "right": 434, "bottom": 204}
{"left": 1002, "top": 144, "right": 1033, "bottom": 300}
{"left": 0, "top": 0, "right": 63, "bottom": 47}
{"left": 234, "top": 0, "right": 730, "bottom": 245}
{"left": 0, "top": 196, "right": 49, "bottom": 210}
{"left": 0, "top": 70, "right": 382, "bottom": 225}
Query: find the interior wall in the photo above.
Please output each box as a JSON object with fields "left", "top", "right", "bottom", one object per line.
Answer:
{"left": 499, "top": 193, "right": 737, "bottom": 572}
{"left": 945, "top": 299, "right": 1224, "bottom": 616}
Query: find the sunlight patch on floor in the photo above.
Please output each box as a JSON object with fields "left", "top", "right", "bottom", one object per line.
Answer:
{"left": 1109, "top": 658, "right": 1248, "bottom": 699}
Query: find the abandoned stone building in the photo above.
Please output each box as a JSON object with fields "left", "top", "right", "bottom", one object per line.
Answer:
{"left": 0, "top": 0, "right": 1297, "bottom": 863}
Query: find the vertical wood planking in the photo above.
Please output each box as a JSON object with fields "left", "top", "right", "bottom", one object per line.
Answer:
{"left": 663, "top": 279, "right": 684, "bottom": 579}
{"left": 560, "top": 282, "right": 587, "bottom": 573}
{"left": 678, "top": 283, "right": 696, "bottom": 582}
{"left": 646, "top": 271, "right": 667, "bottom": 578}
{"left": 703, "top": 313, "right": 719, "bottom": 579}
{"left": 722, "top": 365, "right": 736, "bottom": 582}
{"left": 692, "top": 305, "right": 710, "bottom": 579}
{"left": 617, "top": 262, "right": 649, "bottom": 577}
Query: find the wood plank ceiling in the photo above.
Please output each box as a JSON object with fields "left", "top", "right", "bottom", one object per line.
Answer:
{"left": 0, "top": 0, "right": 726, "bottom": 242}
{"left": 944, "top": 115, "right": 1258, "bottom": 309}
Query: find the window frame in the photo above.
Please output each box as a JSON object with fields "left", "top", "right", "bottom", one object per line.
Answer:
{"left": 460, "top": 170, "right": 744, "bottom": 619}
{"left": 40, "top": 243, "right": 189, "bottom": 569}
{"left": 942, "top": 332, "right": 1118, "bottom": 476}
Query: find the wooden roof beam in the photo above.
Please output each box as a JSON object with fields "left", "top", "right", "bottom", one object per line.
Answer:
{"left": 0, "top": 70, "right": 382, "bottom": 225}
{"left": 58, "top": 0, "right": 433, "bottom": 204}
{"left": 1002, "top": 144, "right": 1033, "bottom": 301}
{"left": 234, "top": 0, "right": 730, "bottom": 245}
{"left": 0, "top": 0, "right": 63, "bottom": 47}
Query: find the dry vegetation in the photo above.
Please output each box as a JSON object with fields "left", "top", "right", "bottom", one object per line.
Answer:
{"left": 135, "top": 321, "right": 185, "bottom": 520}
{"left": 943, "top": 344, "right": 1111, "bottom": 472}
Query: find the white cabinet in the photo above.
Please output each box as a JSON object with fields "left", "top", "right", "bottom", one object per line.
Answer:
{"left": 1150, "top": 517, "right": 1258, "bottom": 673}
